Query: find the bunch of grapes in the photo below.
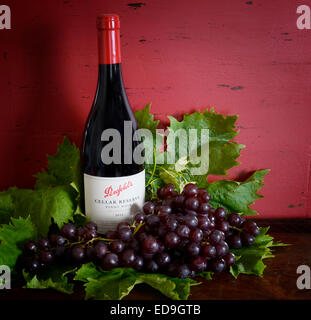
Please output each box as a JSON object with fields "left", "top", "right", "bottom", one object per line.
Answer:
{"left": 21, "top": 183, "right": 260, "bottom": 278}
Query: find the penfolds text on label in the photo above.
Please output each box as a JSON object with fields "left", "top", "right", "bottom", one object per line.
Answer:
{"left": 103, "top": 180, "right": 133, "bottom": 198}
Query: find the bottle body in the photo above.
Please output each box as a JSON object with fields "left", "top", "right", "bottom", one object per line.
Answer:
{"left": 82, "top": 15, "right": 145, "bottom": 233}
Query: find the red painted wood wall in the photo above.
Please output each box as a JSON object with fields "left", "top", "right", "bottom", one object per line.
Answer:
{"left": 1, "top": 0, "right": 310, "bottom": 218}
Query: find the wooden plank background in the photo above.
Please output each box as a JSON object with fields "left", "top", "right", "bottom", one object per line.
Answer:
{"left": 0, "top": 0, "right": 310, "bottom": 218}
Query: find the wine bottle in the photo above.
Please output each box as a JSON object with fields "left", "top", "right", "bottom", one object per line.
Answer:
{"left": 82, "top": 14, "right": 145, "bottom": 234}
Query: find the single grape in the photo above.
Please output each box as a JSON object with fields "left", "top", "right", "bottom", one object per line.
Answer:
{"left": 198, "top": 202, "right": 211, "bottom": 214}
{"left": 110, "top": 240, "right": 125, "bottom": 254}
{"left": 118, "top": 227, "right": 132, "bottom": 242}
{"left": 120, "top": 249, "right": 136, "bottom": 267}
{"left": 243, "top": 220, "right": 260, "bottom": 237}
{"left": 84, "top": 228, "right": 98, "bottom": 240}
{"left": 61, "top": 223, "right": 76, "bottom": 240}
{"left": 38, "top": 238, "right": 50, "bottom": 250}
{"left": 176, "top": 264, "right": 191, "bottom": 279}
{"left": 176, "top": 224, "right": 190, "bottom": 238}
{"left": 164, "top": 232, "right": 180, "bottom": 248}
{"left": 198, "top": 189, "right": 210, "bottom": 203}
{"left": 214, "top": 241, "right": 229, "bottom": 257}
{"left": 85, "top": 221, "right": 97, "bottom": 231}
{"left": 201, "top": 244, "right": 217, "bottom": 259}
{"left": 146, "top": 214, "right": 160, "bottom": 228}
{"left": 210, "top": 258, "right": 226, "bottom": 273}
{"left": 186, "top": 242, "right": 201, "bottom": 257}
{"left": 25, "top": 258, "right": 40, "bottom": 273}
{"left": 183, "top": 214, "right": 198, "bottom": 229}
{"left": 143, "top": 201, "right": 156, "bottom": 215}
{"left": 39, "top": 251, "right": 54, "bottom": 264}
{"left": 157, "top": 205, "right": 172, "bottom": 215}
{"left": 156, "top": 252, "right": 171, "bottom": 267}
{"left": 209, "top": 230, "right": 225, "bottom": 244}
{"left": 228, "top": 213, "right": 242, "bottom": 227}
{"left": 241, "top": 232, "right": 255, "bottom": 246}
{"left": 76, "top": 227, "right": 87, "bottom": 239}
{"left": 227, "top": 234, "right": 242, "bottom": 249}
{"left": 94, "top": 241, "right": 108, "bottom": 259}
{"left": 145, "top": 260, "right": 159, "bottom": 272}
{"left": 184, "top": 197, "right": 199, "bottom": 211}
{"left": 164, "top": 217, "right": 178, "bottom": 231}
{"left": 197, "top": 214, "right": 211, "bottom": 231}
{"left": 214, "top": 207, "right": 226, "bottom": 221}
{"left": 183, "top": 183, "right": 199, "bottom": 197}
{"left": 24, "top": 240, "right": 38, "bottom": 253}
{"left": 135, "top": 212, "right": 145, "bottom": 223}
{"left": 216, "top": 220, "right": 230, "bottom": 233}
{"left": 71, "top": 245, "right": 85, "bottom": 262}
{"left": 190, "top": 256, "right": 207, "bottom": 272}
{"left": 162, "top": 183, "right": 176, "bottom": 198}
{"left": 103, "top": 253, "right": 119, "bottom": 270}
{"left": 224, "top": 252, "right": 236, "bottom": 267}
{"left": 117, "top": 221, "right": 130, "bottom": 231}
{"left": 189, "top": 228, "right": 203, "bottom": 242}
{"left": 132, "top": 256, "right": 144, "bottom": 271}
{"left": 142, "top": 237, "right": 160, "bottom": 254}
{"left": 157, "top": 187, "right": 166, "bottom": 199}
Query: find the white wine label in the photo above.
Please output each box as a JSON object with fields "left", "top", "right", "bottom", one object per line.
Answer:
{"left": 84, "top": 170, "right": 145, "bottom": 234}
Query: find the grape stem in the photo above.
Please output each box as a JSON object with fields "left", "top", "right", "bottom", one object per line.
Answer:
{"left": 133, "top": 222, "right": 144, "bottom": 236}
{"left": 230, "top": 226, "right": 242, "bottom": 232}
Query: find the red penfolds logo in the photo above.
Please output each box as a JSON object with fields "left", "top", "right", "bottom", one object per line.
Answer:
{"left": 104, "top": 181, "right": 133, "bottom": 198}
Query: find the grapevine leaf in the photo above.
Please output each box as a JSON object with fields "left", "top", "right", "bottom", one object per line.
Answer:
{"left": 74, "top": 263, "right": 199, "bottom": 300}
{"left": 23, "top": 266, "right": 74, "bottom": 294}
{"left": 167, "top": 109, "right": 245, "bottom": 176}
{"left": 206, "top": 169, "right": 270, "bottom": 215}
{"left": 135, "top": 103, "right": 159, "bottom": 134}
{"left": 0, "top": 216, "right": 36, "bottom": 269}
{"left": 34, "top": 137, "right": 82, "bottom": 193}
{"left": 229, "top": 227, "right": 281, "bottom": 278}
{"left": 1, "top": 186, "right": 77, "bottom": 236}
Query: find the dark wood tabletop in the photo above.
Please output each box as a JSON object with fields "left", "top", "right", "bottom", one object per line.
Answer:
{"left": 1, "top": 219, "right": 310, "bottom": 300}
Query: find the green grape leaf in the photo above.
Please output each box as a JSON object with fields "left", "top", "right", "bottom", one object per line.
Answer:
{"left": 167, "top": 109, "right": 245, "bottom": 176}
{"left": 206, "top": 169, "right": 270, "bottom": 215}
{"left": 229, "top": 227, "right": 284, "bottom": 278}
{"left": 0, "top": 216, "right": 36, "bottom": 269}
{"left": 74, "top": 263, "right": 199, "bottom": 300}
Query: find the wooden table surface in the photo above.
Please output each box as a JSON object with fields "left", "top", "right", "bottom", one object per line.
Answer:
{"left": 1, "top": 219, "right": 311, "bottom": 300}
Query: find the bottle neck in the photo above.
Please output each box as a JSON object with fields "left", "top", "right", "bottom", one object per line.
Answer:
{"left": 97, "top": 28, "right": 121, "bottom": 65}
{"left": 97, "top": 63, "right": 123, "bottom": 85}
